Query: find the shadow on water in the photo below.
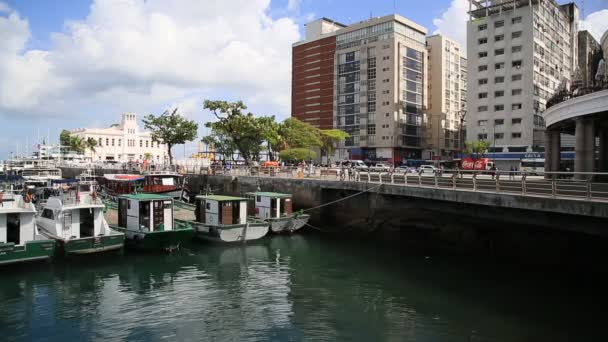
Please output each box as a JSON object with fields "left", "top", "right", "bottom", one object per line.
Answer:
{"left": 1, "top": 232, "right": 607, "bottom": 341}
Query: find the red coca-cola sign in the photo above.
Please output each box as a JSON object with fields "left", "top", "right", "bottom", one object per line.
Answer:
{"left": 461, "top": 157, "right": 487, "bottom": 170}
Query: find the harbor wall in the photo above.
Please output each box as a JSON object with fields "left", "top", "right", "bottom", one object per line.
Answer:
{"left": 187, "top": 174, "right": 608, "bottom": 264}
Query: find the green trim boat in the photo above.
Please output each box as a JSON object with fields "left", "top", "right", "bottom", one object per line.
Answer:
{"left": 246, "top": 192, "right": 310, "bottom": 233}
{"left": 37, "top": 180, "right": 124, "bottom": 255}
{"left": 187, "top": 195, "right": 269, "bottom": 243}
{"left": 0, "top": 193, "right": 55, "bottom": 265}
{"left": 109, "top": 194, "right": 194, "bottom": 251}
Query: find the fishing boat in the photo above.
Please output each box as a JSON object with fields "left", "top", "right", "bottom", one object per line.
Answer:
{"left": 0, "top": 192, "right": 55, "bottom": 265}
{"left": 142, "top": 171, "right": 189, "bottom": 200}
{"left": 187, "top": 195, "right": 269, "bottom": 243}
{"left": 100, "top": 174, "right": 144, "bottom": 199}
{"left": 109, "top": 194, "right": 194, "bottom": 251}
{"left": 36, "top": 181, "right": 125, "bottom": 255}
{"left": 246, "top": 192, "right": 310, "bottom": 233}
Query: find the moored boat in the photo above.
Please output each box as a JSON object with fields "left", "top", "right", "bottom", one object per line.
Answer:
{"left": 109, "top": 194, "right": 194, "bottom": 251}
{"left": 36, "top": 181, "right": 125, "bottom": 255}
{"left": 246, "top": 192, "right": 310, "bottom": 233}
{"left": 0, "top": 192, "right": 55, "bottom": 265}
{"left": 187, "top": 195, "right": 269, "bottom": 243}
{"left": 142, "top": 171, "right": 189, "bottom": 200}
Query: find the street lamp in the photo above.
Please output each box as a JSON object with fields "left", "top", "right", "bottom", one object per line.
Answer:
{"left": 458, "top": 110, "right": 467, "bottom": 156}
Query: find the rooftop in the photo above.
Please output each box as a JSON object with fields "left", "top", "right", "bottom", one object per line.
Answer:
{"left": 196, "top": 195, "right": 248, "bottom": 202}
{"left": 246, "top": 192, "right": 292, "bottom": 198}
{"left": 120, "top": 194, "right": 174, "bottom": 201}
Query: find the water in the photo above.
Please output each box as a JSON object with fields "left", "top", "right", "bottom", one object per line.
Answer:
{"left": 1, "top": 233, "right": 607, "bottom": 342}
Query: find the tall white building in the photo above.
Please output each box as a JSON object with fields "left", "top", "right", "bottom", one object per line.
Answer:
{"left": 426, "top": 35, "right": 468, "bottom": 158}
{"left": 466, "top": 0, "right": 578, "bottom": 153}
{"left": 71, "top": 113, "right": 169, "bottom": 163}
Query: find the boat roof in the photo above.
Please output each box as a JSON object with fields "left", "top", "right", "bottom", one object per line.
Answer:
{"left": 246, "top": 191, "right": 292, "bottom": 198}
{"left": 196, "top": 195, "right": 248, "bottom": 202}
{"left": 120, "top": 194, "right": 174, "bottom": 201}
{"left": 104, "top": 174, "right": 145, "bottom": 182}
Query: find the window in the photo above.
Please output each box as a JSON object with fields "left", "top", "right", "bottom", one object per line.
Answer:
{"left": 512, "top": 74, "right": 522, "bottom": 81}
{"left": 385, "top": 113, "right": 390, "bottom": 117}
{"left": 106, "top": 138, "right": 109, "bottom": 146}
{"left": 512, "top": 45, "right": 522, "bottom": 53}
{"left": 41, "top": 209, "right": 54, "bottom": 220}
{"left": 512, "top": 118, "right": 522, "bottom": 124}
{"left": 368, "top": 57, "right": 376, "bottom": 68}
{"left": 382, "top": 56, "right": 390, "bottom": 60}
{"left": 512, "top": 89, "right": 522, "bottom": 95}
{"left": 368, "top": 68, "right": 376, "bottom": 80}
{"left": 118, "top": 139, "right": 121, "bottom": 147}
{"left": 478, "top": 78, "right": 488, "bottom": 85}
{"left": 494, "top": 119, "right": 504, "bottom": 125}
{"left": 382, "top": 79, "right": 389, "bottom": 83}
{"left": 512, "top": 31, "right": 522, "bottom": 39}
{"left": 382, "top": 67, "right": 390, "bottom": 72}
{"left": 478, "top": 92, "right": 488, "bottom": 99}
{"left": 367, "top": 124, "right": 376, "bottom": 135}
{"left": 512, "top": 132, "right": 522, "bottom": 138}
{"left": 145, "top": 140, "right": 148, "bottom": 148}
{"left": 478, "top": 120, "right": 488, "bottom": 126}
{"left": 140, "top": 140, "right": 142, "bottom": 147}
{"left": 382, "top": 90, "right": 390, "bottom": 94}
{"left": 478, "top": 38, "right": 488, "bottom": 44}
{"left": 478, "top": 133, "right": 488, "bottom": 140}
{"left": 478, "top": 51, "right": 488, "bottom": 58}
{"left": 495, "top": 76, "right": 504, "bottom": 83}
{"left": 494, "top": 133, "right": 504, "bottom": 139}
{"left": 98, "top": 138, "right": 102, "bottom": 146}
{"left": 495, "top": 62, "right": 505, "bottom": 69}
{"left": 478, "top": 65, "right": 488, "bottom": 72}
{"left": 479, "top": 24, "right": 487, "bottom": 31}
{"left": 512, "top": 103, "right": 523, "bottom": 110}
{"left": 495, "top": 35, "right": 504, "bottom": 42}
{"left": 494, "top": 20, "right": 504, "bottom": 28}
{"left": 478, "top": 106, "right": 488, "bottom": 112}
{"left": 494, "top": 104, "right": 504, "bottom": 111}
{"left": 512, "top": 60, "right": 522, "bottom": 69}
{"left": 495, "top": 49, "right": 504, "bottom": 56}
{"left": 512, "top": 17, "right": 522, "bottom": 24}
{"left": 112, "top": 139, "right": 115, "bottom": 146}
{"left": 494, "top": 91, "right": 504, "bottom": 97}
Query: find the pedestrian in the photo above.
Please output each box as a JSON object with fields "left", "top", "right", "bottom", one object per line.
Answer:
{"left": 491, "top": 165, "right": 497, "bottom": 180}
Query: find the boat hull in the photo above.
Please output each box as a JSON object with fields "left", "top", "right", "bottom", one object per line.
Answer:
{"left": 110, "top": 225, "right": 194, "bottom": 251}
{"left": 268, "top": 214, "right": 311, "bottom": 233}
{"left": 62, "top": 234, "right": 125, "bottom": 255}
{"left": 0, "top": 240, "right": 55, "bottom": 265}
{"left": 190, "top": 221, "right": 269, "bottom": 243}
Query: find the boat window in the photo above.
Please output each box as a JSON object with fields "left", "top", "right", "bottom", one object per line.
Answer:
{"left": 80, "top": 184, "right": 91, "bottom": 192}
{"left": 7, "top": 213, "right": 20, "bottom": 244}
{"left": 256, "top": 196, "right": 261, "bottom": 202}
{"left": 162, "top": 178, "right": 175, "bottom": 186}
{"left": 206, "top": 202, "right": 211, "bottom": 210}
{"left": 163, "top": 201, "right": 171, "bottom": 209}
{"left": 41, "top": 209, "right": 54, "bottom": 220}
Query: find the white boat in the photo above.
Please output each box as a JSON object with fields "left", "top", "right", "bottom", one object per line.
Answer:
{"left": 0, "top": 192, "right": 55, "bottom": 265}
{"left": 186, "top": 195, "right": 269, "bottom": 243}
{"left": 36, "top": 180, "right": 124, "bottom": 255}
{"left": 246, "top": 192, "right": 310, "bottom": 233}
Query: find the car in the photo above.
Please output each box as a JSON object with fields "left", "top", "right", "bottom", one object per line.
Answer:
{"left": 370, "top": 163, "right": 391, "bottom": 172}
{"left": 419, "top": 165, "right": 438, "bottom": 174}
{"left": 336, "top": 160, "right": 368, "bottom": 170}
{"left": 395, "top": 166, "right": 415, "bottom": 173}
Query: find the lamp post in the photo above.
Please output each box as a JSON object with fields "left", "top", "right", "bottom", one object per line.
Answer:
{"left": 458, "top": 110, "right": 467, "bottom": 156}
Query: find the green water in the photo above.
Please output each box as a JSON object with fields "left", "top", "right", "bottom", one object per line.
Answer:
{"left": 1, "top": 233, "right": 606, "bottom": 341}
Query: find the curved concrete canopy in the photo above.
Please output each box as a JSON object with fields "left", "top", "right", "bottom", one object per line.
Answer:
{"left": 543, "top": 89, "right": 608, "bottom": 128}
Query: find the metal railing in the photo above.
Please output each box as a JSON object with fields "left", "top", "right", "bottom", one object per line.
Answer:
{"left": 184, "top": 166, "right": 608, "bottom": 203}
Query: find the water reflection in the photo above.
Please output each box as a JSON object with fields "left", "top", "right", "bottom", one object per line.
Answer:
{"left": 1, "top": 234, "right": 607, "bottom": 341}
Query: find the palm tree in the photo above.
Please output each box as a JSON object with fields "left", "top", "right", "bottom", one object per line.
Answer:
{"left": 85, "top": 137, "right": 97, "bottom": 161}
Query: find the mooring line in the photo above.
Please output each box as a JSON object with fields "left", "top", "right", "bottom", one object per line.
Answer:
{"left": 301, "top": 183, "right": 383, "bottom": 213}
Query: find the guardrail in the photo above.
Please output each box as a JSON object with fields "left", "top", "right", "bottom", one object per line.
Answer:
{"left": 184, "top": 166, "right": 608, "bottom": 202}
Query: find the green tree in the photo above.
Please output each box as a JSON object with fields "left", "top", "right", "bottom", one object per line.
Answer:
{"left": 279, "top": 117, "right": 322, "bottom": 149}
{"left": 464, "top": 140, "right": 490, "bottom": 159}
{"left": 60, "top": 130, "right": 71, "bottom": 148}
{"left": 203, "top": 100, "right": 267, "bottom": 163}
{"left": 143, "top": 108, "right": 199, "bottom": 165}
{"left": 144, "top": 152, "right": 153, "bottom": 161}
{"left": 319, "top": 129, "right": 349, "bottom": 165}
{"left": 279, "top": 148, "right": 317, "bottom": 162}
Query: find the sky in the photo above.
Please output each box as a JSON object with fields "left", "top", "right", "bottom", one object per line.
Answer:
{"left": 1, "top": 0, "right": 607, "bottom": 159}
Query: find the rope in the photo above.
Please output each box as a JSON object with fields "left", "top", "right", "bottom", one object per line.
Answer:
{"left": 305, "top": 223, "right": 329, "bottom": 232}
{"left": 301, "top": 183, "right": 383, "bottom": 213}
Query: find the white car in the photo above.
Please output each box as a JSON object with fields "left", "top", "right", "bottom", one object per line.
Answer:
{"left": 370, "top": 163, "right": 391, "bottom": 172}
{"left": 419, "top": 165, "right": 438, "bottom": 173}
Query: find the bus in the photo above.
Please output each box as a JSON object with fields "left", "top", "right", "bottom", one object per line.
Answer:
{"left": 520, "top": 158, "right": 545, "bottom": 175}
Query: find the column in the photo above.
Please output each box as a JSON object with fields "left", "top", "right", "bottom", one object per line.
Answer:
{"left": 574, "top": 118, "right": 595, "bottom": 180}
{"left": 598, "top": 127, "right": 608, "bottom": 173}
{"left": 544, "top": 130, "right": 554, "bottom": 176}
{"left": 550, "top": 129, "right": 561, "bottom": 174}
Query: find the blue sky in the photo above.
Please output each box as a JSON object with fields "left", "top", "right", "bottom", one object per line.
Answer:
{"left": 0, "top": 0, "right": 607, "bottom": 159}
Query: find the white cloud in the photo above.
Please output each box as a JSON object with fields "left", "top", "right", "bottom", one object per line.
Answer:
{"left": 432, "top": 0, "right": 469, "bottom": 51}
{"left": 287, "top": 0, "right": 300, "bottom": 12}
{"left": 580, "top": 9, "right": 608, "bottom": 43}
{"left": 0, "top": 0, "right": 300, "bottom": 120}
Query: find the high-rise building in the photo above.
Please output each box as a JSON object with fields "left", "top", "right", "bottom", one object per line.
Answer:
{"left": 601, "top": 30, "right": 608, "bottom": 62}
{"left": 292, "top": 18, "right": 346, "bottom": 129}
{"left": 577, "top": 30, "right": 602, "bottom": 88}
{"left": 333, "top": 15, "right": 428, "bottom": 163}
{"left": 466, "top": 0, "right": 578, "bottom": 153}
{"left": 426, "top": 35, "right": 467, "bottom": 158}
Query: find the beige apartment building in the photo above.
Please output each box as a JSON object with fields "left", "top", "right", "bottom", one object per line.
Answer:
{"left": 466, "top": 0, "right": 578, "bottom": 153}
{"left": 332, "top": 14, "right": 429, "bottom": 163}
{"left": 426, "top": 35, "right": 468, "bottom": 159}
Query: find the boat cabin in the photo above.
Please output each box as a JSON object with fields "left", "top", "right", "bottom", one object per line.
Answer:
{"left": 246, "top": 192, "right": 293, "bottom": 219}
{"left": 143, "top": 171, "right": 183, "bottom": 193}
{"left": 195, "top": 195, "right": 248, "bottom": 225}
{"left": 0, "top": 193, "right": 37, "bottom": 247}
{"left": 118, "top": 194, "right": 175, "bottom": 232}
{"left": 102, "top": 174, "right": 144, "bottom": 196}
{"left": 37, "top": 191, "right": 106, "bottom": 240}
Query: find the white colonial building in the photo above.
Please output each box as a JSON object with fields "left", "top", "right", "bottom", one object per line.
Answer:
{"left": 71, "top": 113, "right": 169, "bottom": 163}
